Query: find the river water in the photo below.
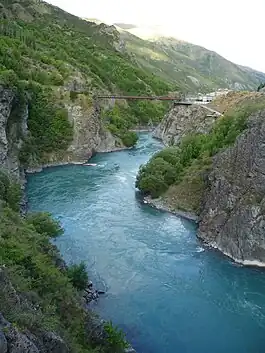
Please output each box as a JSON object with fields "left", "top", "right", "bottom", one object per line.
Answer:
{"left": 27, "top": 133, "right": 265, "bottom": 353}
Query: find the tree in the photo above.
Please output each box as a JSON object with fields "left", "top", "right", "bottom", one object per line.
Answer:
{"left": 26, "top": 212, "right": 63, "bottom": 237}
{"left": 67, "top": 262, "right": 88, "bottom": 291}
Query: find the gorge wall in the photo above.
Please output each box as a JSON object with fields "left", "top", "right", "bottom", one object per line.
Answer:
{"left": 0, "top": 86, "right": 27, "bottom": 179}
{"left": 0, "top": 85, "right": 123, "bottom": 175}
{"left": 148, "top": 98, "right": 265, "bottom": 265}
{"left": 153, "top": 103, "right": 220, "bottom": 145}
{"left": 198, "top": 110, "right": 265, "bottom": 265}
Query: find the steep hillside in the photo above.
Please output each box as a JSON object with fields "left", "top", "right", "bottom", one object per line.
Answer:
{"left": 113, "top": 23, "right": 265, "bottom": 92}
{"left": 0, "top": 167, "right": 131, "bottom": 353}
{"left": 0, "top": 0, "right": 172, "bottom": 168}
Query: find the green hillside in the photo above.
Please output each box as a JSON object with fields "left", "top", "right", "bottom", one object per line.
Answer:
{"left": 0, "top": 0, "right": 172, "bottom": 157}
{"left": 114, "top": 23, "right": 265, "bottom": 92}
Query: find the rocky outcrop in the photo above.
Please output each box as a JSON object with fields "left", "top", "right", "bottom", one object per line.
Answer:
{"left": 0, "top": 313, "right": 69, "bottom": 353}
{"left": 63, "top": 98, "right": 122, "bottom": 159}
{"left": 26, "top": 100, "right": 123, "bottom": 173}
{"left": 153, "top": 103, "right": 220, "bottom": 145}
{"left": 0, "top": 86, "right": 28, "bottom": 211}
{"left": 0, "top": 86, "right": 27, "bottom": 179}
{"left": 0, "top": 84, "right": 123, "bottom": 174}
{"left": 198, "top": 110, "right": 265, "bottom": 265}
{"left": 0, "top": 266, "right": 69, "bottom": 353}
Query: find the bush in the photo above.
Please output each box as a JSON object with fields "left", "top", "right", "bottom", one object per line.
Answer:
{"left": 104, "top": 321, "right": 129, "bottom": 352}
{"left": 121, "top": 131, "right": 138, "bottom": 147}
{"left": 0, "top": 69, "right": 18, "bottom": 87}
{"left": 102, "top": 101, "right": 168, "bottom": 147}
{"left": 26, "top": 212, "right": 63, "bottom": 237}
{"left": 0, "top": 170, "right": 22, "bottom": 211}
{"left": 5, "top": 182, "right": 22, "bottom": 212}
{"left": 67, "top": 262, "right": 88, "bottom": 291}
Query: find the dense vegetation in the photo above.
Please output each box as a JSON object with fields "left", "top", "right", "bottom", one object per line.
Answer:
{"left": 136, "top": 101, "right": 265, "bottom": 201}
{"left": 0, "top": 170, "right": 128, "bottom": 352}
{"left": 0, "top": 2, "right": 172, "bottom": 152}
{"left": 18, "top": 83, "right": 74, "bottom": 166}
{"left": 102, "top": 101, "right": 167, "bottom": 147}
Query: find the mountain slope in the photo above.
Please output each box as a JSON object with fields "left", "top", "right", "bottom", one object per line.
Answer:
{"left": 113, "top": 23, "right": 265, "bottom": 92}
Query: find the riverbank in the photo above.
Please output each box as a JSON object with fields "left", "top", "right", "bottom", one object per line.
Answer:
{"left": 199, "top": 239, "right": 265, "bottom": 268}
{"left": 26, "top": 147, "right": 131, "bottom": 174}
{"left": 143, "top": 195, "right": 199, "bottom": 223}
{"left": 145, "top": 195, "right": 265, "bottom": 268}
{"left": 24, "top": 160, "right": 138, "bottom": 353}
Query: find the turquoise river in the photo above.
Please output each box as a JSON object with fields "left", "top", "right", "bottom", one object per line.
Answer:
{"left": 27, "top": 133, "right": 265, "bottom": 353}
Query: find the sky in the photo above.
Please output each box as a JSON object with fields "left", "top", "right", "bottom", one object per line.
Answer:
{"left": 47, "top": 0, "right": 265, "bottom": 72}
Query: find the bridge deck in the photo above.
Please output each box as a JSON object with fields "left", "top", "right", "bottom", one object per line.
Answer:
{"left": 97, "top": 95, "right": 178, "bottom": 100}
{"left": 96, "top": 95, "right": 192, "bottom": 104}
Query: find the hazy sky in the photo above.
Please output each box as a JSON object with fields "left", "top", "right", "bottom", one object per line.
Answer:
{"left": 47, "top": 0, "right": 265, "bottom": 72}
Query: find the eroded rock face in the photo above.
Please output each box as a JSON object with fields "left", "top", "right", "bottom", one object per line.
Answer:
{"left": 198, "top": 110, "right": 265, "bottom": 265}
{"left": 66, "top": 100, "right": 122, "bottom": 160}
{"left": 29, "top": 98, "right": 123, "bottom": 172}
{"left": 0, "top": 85, "right": 122, "bottom": 173}
{"left": 0, "top": 86, "right": 28, "bottom": 183}
{"left": 0, "top": 313, "right": 70, "bottom": 353}
{"left": 0, "top": 86, "right": 29, "bottom": 211}
{"left": 153, "top": 104, "right": 219, "bottom": 145}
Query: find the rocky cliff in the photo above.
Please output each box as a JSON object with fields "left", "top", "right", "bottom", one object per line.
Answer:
{"left": 139, "top": 96, "right": 265, "bottom": 266}
{"left": 0, "top": 86, "right": 28, "bottom": 179}
{"left": 0, "top": 85, "right": 123, "bottom": 174}
{"left": 153, "top": 104, "right": 220, "bottom": 145}
{"left": 0, "top": 312, "right": 69, "bottom": 353}
{"left": 63, "top": 97, "right": 122, "bottom": 160}
{"left": 198, "top": 109, "right": 265, "bottom": 265}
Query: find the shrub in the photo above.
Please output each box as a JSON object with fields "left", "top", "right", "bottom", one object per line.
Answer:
{"left": 121, "top": 131, "right": 138, "bottom": 147}
{"left": 26, "top": 212, "right": 63, "bottom": 237}
{"left": 0, "top": 170, "right": 22, "bottom": 211}
{"left": 67, "top": 262, "right": 88, "bottom": 291}
{"left": 104, "top": 321, "right": 129, "bottom": 352}
{"left": 0, "top": 69, "right": 18, "bottom": 87}
{"left": 5, "top": 182, "right": 22, "bottom": 212}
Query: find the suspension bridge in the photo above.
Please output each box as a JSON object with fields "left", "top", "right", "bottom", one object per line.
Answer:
{"left": 94, "top": 95, "right": 223, "bottom": 116}
{"left": 95, "top": 95, "right": 192, "bottom": 105}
